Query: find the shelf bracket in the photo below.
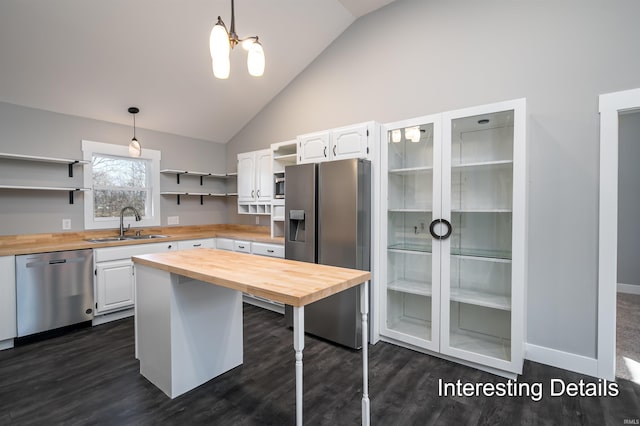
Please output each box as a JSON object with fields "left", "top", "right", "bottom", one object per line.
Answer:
{"left": 69, "top": 190, "right": 75, "bottom": 204}
{"left": 68, "top": 161, "right": 79, "bottom": 178}
{"left": 200, "top": 176, "right": 204, "bottom": 186}
{"left": 176, "top": 174, "right": 181, "bottom": 185}
{"left": 176, "top": 194, "right": 181, "bottom": 205}
{"left": 200, "top": 195, "right": 204, "bottom": 205}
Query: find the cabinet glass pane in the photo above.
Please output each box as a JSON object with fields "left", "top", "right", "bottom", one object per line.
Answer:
{"left": 386, "top": 121, "right": 436, "bottom": 345}
{"left": 448, "top": 110, "right": 514, "bottom": 360}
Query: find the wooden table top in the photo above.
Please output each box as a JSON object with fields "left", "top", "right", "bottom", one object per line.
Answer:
{"left": 132, "top": 248, "right": 371, "bottom": 307}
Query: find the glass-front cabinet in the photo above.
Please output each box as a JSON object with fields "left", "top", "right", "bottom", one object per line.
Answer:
{"left": 380, "top": 99, "right": 526, "bottom": 375}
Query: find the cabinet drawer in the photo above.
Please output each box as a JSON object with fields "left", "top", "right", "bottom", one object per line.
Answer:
{"left": 233, "top": 240, "right": 251, "bottom": 253}
{"left": 177, "top": 238, "right": 214, "bottom": 250}
{"left": 215, "top": 238, "right": 234, "bottom": 251}
{"left": 251, "top": 242, "right": 284, "bottom": 258}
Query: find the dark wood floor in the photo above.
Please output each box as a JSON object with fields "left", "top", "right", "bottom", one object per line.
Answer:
{"left": 0, "top": 304, "right": 638, "bottom": 425}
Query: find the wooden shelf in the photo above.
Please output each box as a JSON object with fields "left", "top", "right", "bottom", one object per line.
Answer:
{"left": 0, "top": 185, "right": 89, "bottom": 204}
{"left": 0, "top": 152, "right": 88, "bottom": 165}
{"left": 161, "top": 191, "right": 232, "bottom": 205}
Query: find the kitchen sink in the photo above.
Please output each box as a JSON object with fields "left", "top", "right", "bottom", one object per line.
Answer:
{"left": 86, "top": 234, "right": 169, "bottom": 243}
{"left": 125, "top": 234, "right": 170, "bottom": 240}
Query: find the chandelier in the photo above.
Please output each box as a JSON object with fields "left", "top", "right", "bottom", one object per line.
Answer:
{"left": 209, "top": 0, "right": 265, "bottom": 79}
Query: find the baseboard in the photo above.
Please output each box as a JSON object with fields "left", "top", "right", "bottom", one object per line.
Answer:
{"left": 525, "top": 343, "right": 598, "bottom": 377}
{"left": 92, "top": 308, "right": 134, "bottom": 326}
{"left": 0, "top": 338, "right": 14, "bottom": 351}
{"left": 617, "top": 283, "right": 640, "bottom": 295}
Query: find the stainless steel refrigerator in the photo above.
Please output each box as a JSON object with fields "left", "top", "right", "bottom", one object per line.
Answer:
{"left": 284, "top": 158, "right": 371, "bottom": 349}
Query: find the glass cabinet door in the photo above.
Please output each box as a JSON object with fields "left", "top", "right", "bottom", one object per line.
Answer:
{"left": 440, "top": 100, "right": 524, "bottom": 370}
{"left": 382, "top": 115, "right": 441, "bottom": 351}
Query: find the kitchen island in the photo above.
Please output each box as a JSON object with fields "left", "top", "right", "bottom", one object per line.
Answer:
{"left": 132, "top": 248, "right": 371, "bottom": 426}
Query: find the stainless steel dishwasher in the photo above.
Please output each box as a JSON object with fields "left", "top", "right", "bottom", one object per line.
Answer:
{"left": 16, "top": 249, "right": 94, "bottom": 337}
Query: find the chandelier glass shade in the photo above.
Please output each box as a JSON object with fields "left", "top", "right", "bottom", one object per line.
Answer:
{"left": 209, "top": 0, "right": 264, "bottom": 79}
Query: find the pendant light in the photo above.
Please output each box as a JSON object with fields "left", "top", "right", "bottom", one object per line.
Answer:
{"left": 128, "top": 107, "right": 141, "bottom": 157}
{"left": 209, "top": 0, "right": 264, "bottom": 79}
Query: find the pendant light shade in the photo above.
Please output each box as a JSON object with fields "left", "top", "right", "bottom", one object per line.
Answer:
{"left": 209, "top": 0, "right": 264, "bottom": 79}
{"left": 247, "top": 40, "right": 265, "bottom": 77}
{"left": 128, "top": 107, "right": 141, "bottom": 157}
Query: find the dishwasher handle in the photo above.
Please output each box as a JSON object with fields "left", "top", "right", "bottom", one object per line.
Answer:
{"left": 49, "top": 259, "right": 67, "bottom": 265}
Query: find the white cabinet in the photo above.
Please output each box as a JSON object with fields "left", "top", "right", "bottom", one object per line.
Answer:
{"left": 177, "top": 238, "right": 214, "bottom": 250}
{"left": 297, "top": 122, "right": 375, "bottom": 164}
{"left": 0, "top": 256, "right": 16, "bottom": 349}
{"left": 233, "top": 240, "right": 251, "bottom": 253}
{"left": 237, "top": 149, "right": 272, "bottom": 214}
{"left": 252, "top": 242, "right": 284, "bottom": 258}
{"left": 94, "top": 242, "right": 175, "bottom": 316}
{"left": 379, "top": 98, "right": 526, "bottom": 376}
{"left": 96, "top": 259, "right": 135, "bottom": 313}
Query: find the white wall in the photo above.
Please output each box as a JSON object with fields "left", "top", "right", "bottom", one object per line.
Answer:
{"left": 617, "top": 111, "right": 640, "bottom": 286}
{"left": 0, "top": 102, "right": 229, "bottom": 235}
{"left": 226, "top": 0, "right": 640, "bottom": 359}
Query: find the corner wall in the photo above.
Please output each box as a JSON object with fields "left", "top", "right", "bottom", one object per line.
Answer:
{"left": 226, "top": 0, "right": 640, "bottom": 363}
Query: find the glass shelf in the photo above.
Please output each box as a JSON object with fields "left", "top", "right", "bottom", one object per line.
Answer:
{"left": 451, "top": 247, "right": 511, "bottom": 260}
{"left": 388, "top": 242, "right": 432, "bottom": 253}
{"left": 450, "top": 160, "right": 512, "bottom": 170}
{"left": 388, "top": 166, "right": 434, "bottom": 175}
{"left": 449, "top": 329, "right": 511, "bottom": 361}
{"left": 450, "top": 288, "right": 511, "bottom": 311}
{"left": 388, "top": 280, "right": 432, "bottom": 297}
{"left": 387, "top": 316, "right": 432, "bottom": 341}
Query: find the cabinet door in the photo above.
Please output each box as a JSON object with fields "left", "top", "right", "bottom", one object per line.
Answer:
{"left": 0, "top": 256, "right": 16, "bottom": 342}
{"left": 298, "top": 131, "right": 329, "bottom": 164}
{"left": 96, "top": 259, "right": 135, "bottom": 313}
{"left": 440, "top": 98, "right": 526, "bottom": 373}
{"left": 331, "top": 123, "right": 370, "bottom": 160}
{"left": 255, "top": 149, "right": 272, "bottom": 202}
{"left": 381, "top": 115, "right": 442, "bottom": 352}
{"left": 237, "top": 152, "right": 256, "bottom": 202}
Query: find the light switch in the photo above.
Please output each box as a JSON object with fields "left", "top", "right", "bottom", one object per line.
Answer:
{"left": 62, "top": 219, "right": 71, "bottom": 230}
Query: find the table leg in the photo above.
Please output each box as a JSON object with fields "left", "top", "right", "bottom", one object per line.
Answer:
{"left": 293, "top": 306, "right": 305, "bottom": 426}
{"left": 361, "top": 281, "right": 370, "bottom": 426}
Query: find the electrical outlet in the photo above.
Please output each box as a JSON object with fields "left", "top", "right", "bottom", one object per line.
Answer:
{"left": 167, "top": 216, "right": 179, "bottom": 225}
{"left": 255, "top": 216, "right": 260, "bottom": 225}
{"left": 62, "top": 219, "right": 71, "bottom": 230}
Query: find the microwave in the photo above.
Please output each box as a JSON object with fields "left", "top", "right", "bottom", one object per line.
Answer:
{"left": 274, "top": 177, "right": 285, "bottom": 199}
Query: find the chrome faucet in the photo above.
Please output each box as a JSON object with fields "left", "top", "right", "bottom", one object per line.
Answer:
{"left": 119, "top": 206, "right": 142, "bottom": 238}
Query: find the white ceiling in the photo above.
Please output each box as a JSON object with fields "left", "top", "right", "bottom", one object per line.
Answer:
{"left": 0, "top": 0, "right": 395, "bottom": 144}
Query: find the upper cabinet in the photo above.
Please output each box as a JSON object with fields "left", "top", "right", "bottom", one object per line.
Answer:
{"left": 237, "top": 149, "right": 272, "bottom": 215}
{"left": 297, "top": 122, "right": 376, "bottom": 164}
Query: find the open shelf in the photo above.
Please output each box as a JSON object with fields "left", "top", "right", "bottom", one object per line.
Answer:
{"left": 449, "top": 329, "right": 511, "bottom": 361}
{"left": 0, "top": 152, "right": 88, "bottom": 165}
{"left": 273, "top": 153, "right": 297, "bottom": 162}
{"left": 0, "top": 185, "right": 88, "bottom": 191}
{"left": 161, "top": 191, "right": 230, "bottom": 205}
{"left": 450, "top": 288, "right": 511, "bottom": 311}
{"left": 239, "top": 203, "right": 272, "bottom": 215}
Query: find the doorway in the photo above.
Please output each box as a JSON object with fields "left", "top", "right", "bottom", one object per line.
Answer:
{"left": 598, "top": 88, "right": 640, "bottom": 380}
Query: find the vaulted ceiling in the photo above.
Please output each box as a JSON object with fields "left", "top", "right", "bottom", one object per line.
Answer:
{"left": 0, "top": 0, "right": 395, "bottom": 143}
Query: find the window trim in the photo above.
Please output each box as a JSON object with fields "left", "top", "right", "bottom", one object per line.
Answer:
{"left": 82, "top": 140, "right": 161, "bottom": 230}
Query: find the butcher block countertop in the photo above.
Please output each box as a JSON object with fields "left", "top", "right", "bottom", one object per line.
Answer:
{"left": 133, "top": 248, "right": 371, "bottom": 307}
{"left": 0, "top": 224, "right": 283, "bottom": 256}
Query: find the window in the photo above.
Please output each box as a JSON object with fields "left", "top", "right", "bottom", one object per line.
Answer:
{"left": 82, "top": 140, "right": 161, "bottom": 230}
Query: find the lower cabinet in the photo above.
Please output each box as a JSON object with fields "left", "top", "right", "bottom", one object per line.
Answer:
{"left": 94, "top": 242, "right": 176, "bottom": 321}
{"left": 0, "top": 256, "right": 16, "bottom": 350}
{"left": 177, "top": 238, "right": 215, "bottom": 250}
{"left": 215, "top": 238, "right": 284, "bottom": 313}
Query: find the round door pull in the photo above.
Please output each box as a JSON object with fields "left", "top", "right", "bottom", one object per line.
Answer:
{"left": 429, "top": 219, "right": 453, "bottom": 240}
